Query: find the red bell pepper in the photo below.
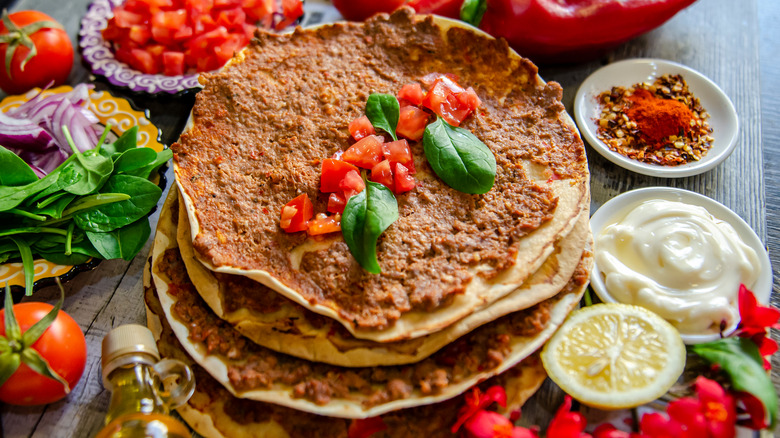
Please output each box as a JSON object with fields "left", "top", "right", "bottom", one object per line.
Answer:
{"left": 409, "top": 0, "right": 698, "bottom": 64}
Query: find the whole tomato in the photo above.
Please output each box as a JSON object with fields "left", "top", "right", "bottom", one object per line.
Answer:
{"left": 0, "top": 301, "right": 87, "bottom": 406}
{"left": 0, "top": 11, "right": 74, "bottom": 95}
{"left": 332, "top": 0, "right": 407, "bottom": 21}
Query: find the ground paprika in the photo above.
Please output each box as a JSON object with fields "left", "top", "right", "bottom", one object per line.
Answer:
{"left": 625, "top": 88, "right": 694, "bottom": 150}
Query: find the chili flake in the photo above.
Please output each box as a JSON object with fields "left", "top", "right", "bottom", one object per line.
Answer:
{"left": 595, "top": 74, "right": 714, "bottom": 166}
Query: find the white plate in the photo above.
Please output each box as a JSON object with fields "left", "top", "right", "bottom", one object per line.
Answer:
{"left": 574, "top": 59, "right": 739, "bottom": 178}
{"left": 589, "top": 187, "right": 772, "bottom": 344}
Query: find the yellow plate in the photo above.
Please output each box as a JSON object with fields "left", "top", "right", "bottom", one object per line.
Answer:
{"left": 0, "top": 85, "right": 164, "bottom": 290}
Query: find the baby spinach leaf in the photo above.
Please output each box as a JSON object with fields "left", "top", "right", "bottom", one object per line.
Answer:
{"left": 113, "top": 147, "right": 158, "bottom": 175}
{"left": 366, "top": 93, "right": 400, "bottom": 141}
{"left": 460, "top": 0, "right": 487, "bottom": 27}
{"left": 32, "top": 192, "right": 77, "bottom": 218}
{"left": 422, "top": 118, "right": 496, "bottom": 194}
{"left": 0, "top": 147, "right": 38, "bottom": 186}
{"left": 86, "top": 217, "right": 151, "bottom": 261}
{"left": 62, "top": 150, "right": 113, "bottom": 196}
{"left": 100, "top": 126, "right": 139, "bottom": 158}
{"left": 122, "top": 149, "right": 172, "bottom": 180}
{"left": 73, "top": 175, "right": 161, "bottom": 233}
{"left": 341, "top": 180, "right": 398, "bottom": 274}
{"left": 8, "top": 237, "right": 34, "bottom": 295}
{"left": 691, "top": 337, "right": 778, "bottom": 427}
{"left": 37, "top": 251, "right": 91, "bottom": 266}
{"left": 27, "top": 164, "right": 81, "bottom": 205}
{"left": 0, "top": 168, "right": 61, "bottom": 212}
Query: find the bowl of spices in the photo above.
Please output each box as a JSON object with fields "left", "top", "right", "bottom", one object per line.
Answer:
{"left": 574, "top": 59, "right": 738, "bottom": 178}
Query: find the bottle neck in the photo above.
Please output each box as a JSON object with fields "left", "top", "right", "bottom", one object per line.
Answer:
{"left": 103, "top": 358, "right": 169, "bottom": 425}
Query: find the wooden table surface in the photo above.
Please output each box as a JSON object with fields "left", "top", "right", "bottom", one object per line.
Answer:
{"left": 1, "top": 0, "right": 777, "bottom": 436}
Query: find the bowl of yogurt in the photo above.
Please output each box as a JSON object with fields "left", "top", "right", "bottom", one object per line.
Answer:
{"left": 589, "top": 187, "right": 772, "bottom": 344}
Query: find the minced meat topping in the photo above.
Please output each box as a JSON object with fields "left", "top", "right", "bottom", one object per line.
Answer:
{"left": 172, "top": 8, "right": 586, "bottom": 329}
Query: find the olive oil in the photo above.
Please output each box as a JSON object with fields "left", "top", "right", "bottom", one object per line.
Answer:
{"left": 96, "top": 325, "right": 194, "bottom": 438}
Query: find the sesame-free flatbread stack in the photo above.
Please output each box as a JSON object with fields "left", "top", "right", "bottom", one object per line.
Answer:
{"left": 147, "top": 7, "right": 593, "bottom": 436}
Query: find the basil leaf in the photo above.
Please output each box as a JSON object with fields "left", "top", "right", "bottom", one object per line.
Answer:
{"left": 460, "top": 0, "right": 487, "bottom": 27}
{"left": 691, "top": 337, "right": 778, "bottom": 427}
{"left": 341, "top": 180, "right": 398, "bottom": 274}
{"left": 73, "top": 175, "right": 161, "bottom": 233}
{"left": 366, "top": 93, "right": 399, "bottom": 141}
{"left": 0, "top": 146, "right": 38, "bottom": 186}
{"left": 62, "top": 150, "right": 113, "bottom": 196}
{"left": 422, "top": 118, "right": 496, "bottom": 194}
{"left": 86, "top": 217, "right": 151, "bottom": 261}
{"left": 113, "top": 147, "right": 158, "bottom": 175}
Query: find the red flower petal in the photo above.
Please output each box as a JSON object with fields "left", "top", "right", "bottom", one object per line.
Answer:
{"left": 593, "top": 424, "right": 633, "bottom": 438}
{"left": 452, "top": 386, "right": 509, "bottom": 433}
{"left": 639, "top": 412, "right": 683, "bottom": 437}
{"left": 464, "top": 410, "right": 513, "bottom": 438}
{"left": 737, "top": 284, "right": 780, "bottom": 337}
{"left": 546, "top": 396, "right": 590, "bottom": 438}
{"left": 735, "top": 391, "right": 769, "bottom": 430}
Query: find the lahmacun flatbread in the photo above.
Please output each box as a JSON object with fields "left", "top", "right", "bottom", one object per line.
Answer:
{"left": 149, "top": 190, "right": 591, "bottom": 419}
{"left": 172, "top": 8, "right": 589, "bottom": 341}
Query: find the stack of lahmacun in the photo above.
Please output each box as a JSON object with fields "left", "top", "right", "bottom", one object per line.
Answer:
{"left": 144, "top": 7, "right": 593, "bottom": 437}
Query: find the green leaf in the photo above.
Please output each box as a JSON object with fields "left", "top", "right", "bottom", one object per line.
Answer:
{"left": 86, "top": 217, "right": 151, "bottom": 261}
{"left": 73, "top": 175, "right": 161, "bottom": 233}
{"left": 100, "top": 126, "right": 138, "bottom": 157}
{"left": 422, "top": 118, "right": 496, "bottom": 194}
{"left": 27, "top": 164, "right": 81, "bottom": 205}
{"left": 0, "top": 168, "right": 61, "bottom": 212}
{"left": 9, "top": 237, "right": 34, "bottom": 296}
{"left": 20, "top": 284, "right": 64, "bottom": 347}
{"left": 0, "top": 351, "right": 21, "bottom": 388}
{"left": 0, "top": 146, "right": 38, "bottom": 186}
{"left": 61, "top": 150, "right": 113, "bottom": 196}
{"left": 37, "top": 251, "right": 91, "bottom": 266}
{"left": 3, "top": 284, "right": 21, "bottom": 340}
{"left": 460, "top": 0, "right": 487, "bottom": 27}
{"left": 20, "top": 348, "right": 70, "bottom": 393}
{"left": 113, "top": 147, "right": 158, "bottom": 175}
{"left": 365, "top": 93, "right": 400, "bottom": 141}
{"left": 31, "top": 193, "right": 77, "bottom": 219}
{"left": 341, "top": 180, "right": 398, "bottom": 274}
{"left": 125, "top": 148, "right": 172, "bottom": 180}
{"left": 691, "top": 337, "right": 778, "bottom": 427}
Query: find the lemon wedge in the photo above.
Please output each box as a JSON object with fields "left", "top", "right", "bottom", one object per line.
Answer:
{"left": 541, "top": 303, "right": 685, "bottom": 409}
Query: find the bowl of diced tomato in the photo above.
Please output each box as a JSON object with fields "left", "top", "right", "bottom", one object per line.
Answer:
{"left": 79, "top": 0, "right": 304, "bottom": 94}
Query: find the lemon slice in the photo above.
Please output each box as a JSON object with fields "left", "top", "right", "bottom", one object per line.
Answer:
{"left": 541, "top": 303, "right": 685, "bottom": 409}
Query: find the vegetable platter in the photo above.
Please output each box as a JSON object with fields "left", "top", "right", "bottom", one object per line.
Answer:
{"left": 0, "top": 85, "right": 166, "bottom": 294}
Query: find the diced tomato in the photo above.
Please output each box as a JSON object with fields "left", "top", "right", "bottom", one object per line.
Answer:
{"left": 394, "top": 163, "right": 415, "bottom": 193}
{"left": 186, "top": 0, "right": 214, "bottom": 13}
{"left": 190, "top": 10, "right": 217, "bottom": 34}
{"left": 348, "top": 115, "right": 376, "bottom": 141}
{"left": 370, "top": 160, "right": 394, "bottom": 192}
{"left": 151, "top": 10, "right": 187, "bottom": 44}
{"left": 307, "top": 213, "right": 341, "bottom": 236}
{"left": 214, "top": 0, "right": 243, "bottom": 8}
{"left": 382, "top": 139, "right": 416, "bottom": 174}
{"left": 214, "top": 33, "right": 246, "bottom": 65}
{"left": 327, "top": 192, "right": 347, "bottom": 214}
{"left": 275, "top": 0, "right": 304, "bottom": 30}
{"left": 127, "top": 25, "right": 153, "bottom": 45}
{"left": 398, "top": 83, "right": 424, "bottom": 106}
{"left": 396, "top": 106, "right": 429, "bottom": 141}
{"left": 420, "top": 72, "right": 459, "bottom": 87}
{"left": 339, "top": 170, "right": 365, "bottom": 199}
{"left": 113, "top": 9, "right": 145, "bottom": 28}
{"left": 243, "top": 0, "right": 275, "bottom": 22}
{"left": 320, "top": 158, "right": 359, "bottom": 193}
{"left": 162, "top": 51, "right": 185, "bottom": 76}
{"left": 423, "top": 77, "right": 474, "bottom": 126}
{"left": 216, "top": 7, "right": 246, "bottom": 30}
{"left": 128, "top": 48, "right": 159, "bottom": 74}
{"left": 280, "top": 193, "right": 313, "bottom": 233}
{"left": 342, "top": 135, "right": 384, "bottom": 169}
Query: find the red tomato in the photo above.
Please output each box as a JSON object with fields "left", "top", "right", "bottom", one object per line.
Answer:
{"left": 398, "top": 83, "right": 424, "bottom": 107}
{"left": 382, "top": 139, "right": 416, "bottom": 174}
{"left": 307, "top": 213, "right": 341, "bottom": 235}
{"left": 0, "top": 11, "right": 74, "bottom": 95}
{"left": 396, "top": 106, "right": 429, "bottom": 141}
{"left": 342, "top": 135, "right": 385, "bottom": 169}
{"left": 370, "top": 160, "right": 394, "bottom": 192}
{"left": 327, "top": 192, "right": 347, "bottom": 214}
{"left": 394, "top": 163, "right": 415, "bottom": 193}
{"left": 331, "top": 0, "right": 406, "bottom": 21}
{"left": 280, "top": 193, "right": 313, "bottom": 232}
{"left": 0, "top": 303, "right": 87, "bottom": 406}
{"left": 423, "top": 77, "right": 474, "bottom": 126}
{"left": 321, "top": 158, "right": 360, "bottom": 193}
{"left": 406, "top": 0, "right": 463, "bottom": 18}
{"left": 339, "top": 170, "right": 365, "bottom": 198}
{"left": 348, "top": 115, "right": 376, "bottom": 141}
{"left": 162, "top": 51, "right": 185, "bottom": 75}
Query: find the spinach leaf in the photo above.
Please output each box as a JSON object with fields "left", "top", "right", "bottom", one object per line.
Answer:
{"left": 73, "top": 175, "right": 161, "bottom": 233}
{"left": 0, "top": 169, "right": 62, "bottom": 212}
{"left": 8, "top": 237, "right": 34, "bottom": 296}
{"left": 366, "top": 93, "right": 400, "bottom": 141}
{"left": 100, "top": 126, "right": 138, "bottom": 158}
{"left": 86, "top": 217, "right": 151, "bottom": 261}
{"left": 691, "top": 337, "right": 778, "bottom": 427}
{"left": 113, "top": 147, "right": 158, "bottom": 175}
{"left": 122, "top": 149, "right": 172, "bottom": 180}
{"left": 0, "top": 147, "right": 38, "bottom": 186}
{"left": 27, "top": 164, "right": 81, "bottom": 205}
{"left": 61, "top": 149, "right": 113, "bottom": 196}
{"left": 31, "top": 193, "right": 77, "bottom": 219}
{"left": 460, "top": 0, "right": 487, "bottom": 27}
{"left": 37, "top": 251, "right": 91, "bottom": 266}
{"left": 422, "top": 118, "right": 496, "bottom": 194}
{"left": 341, "top": 180, "right": 398, "bottom": 274}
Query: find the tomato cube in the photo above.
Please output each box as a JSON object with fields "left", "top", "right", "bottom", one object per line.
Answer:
{"left": 398, "top": 83, "right": 424, "bottom": 106}
{"left": 216, "top": 7, "right": 246, "bottom": 30}
{"left": 173, "top": 26, "right": 194, "bottom": 42}
{"left": 128, "top": 48, "right": 159, "bottom": 74}
{"left": 321, "top": 158, "right": 359, "bottom": 193}
{"left": 214, "top": 0, "right": 242, "bottom": 8}
{"left": 382, "top": 139, "right": 416, "bottom": 174}
{"left": 339, "top": 170, "right": 365, "bottom": 199}
{"left": 127, "top": 25, "right": 153, "bottom": 46}
{"left": 348, "top": 115, "right": 376, "bottom": 141}
{"left": 370, "top": 160, "right": 394, "bottom": 192}
{"left": 151, "top": 10, "right": 187, "bottom": 44}
{"left": 423, "top": 79, "right": 472, "bottom": 127}
{"left": 342, "top": 135, "right": 384, "bottom": 169}
{"left": 327, "top": 192, "right": 347, "bottom": 214}
{"left": 162, "top": 51, "right": 185, "bottom": 76}
{"left": 396, "top": 106, "right": 429, "bottom": 142}
{"left": 280, "top": 193, "right": 313, "bottom": 233}
{"left": 186, "top": 0, "right": 214, "bottom": 13}
{"left": 113, "top": 9, "right": 145, "bottom": 28}
{"left": 243, "top": 0, "right": 275, "bottom": 22}
{"left": 457, "top": 87, "right": 481, "bottom": 112}
{"left": 307, "top": 213, "right": 341, "bottom": 236}
{"left": 394, "top": 163, "right": 415, "bottom": 193}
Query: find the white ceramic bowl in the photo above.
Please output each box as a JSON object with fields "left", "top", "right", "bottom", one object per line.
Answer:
{"left": 574, "top": 59, "right": 739, "bottom": 178}
{"left": 589, "top": 187, "right": 771, "bottom": 344}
